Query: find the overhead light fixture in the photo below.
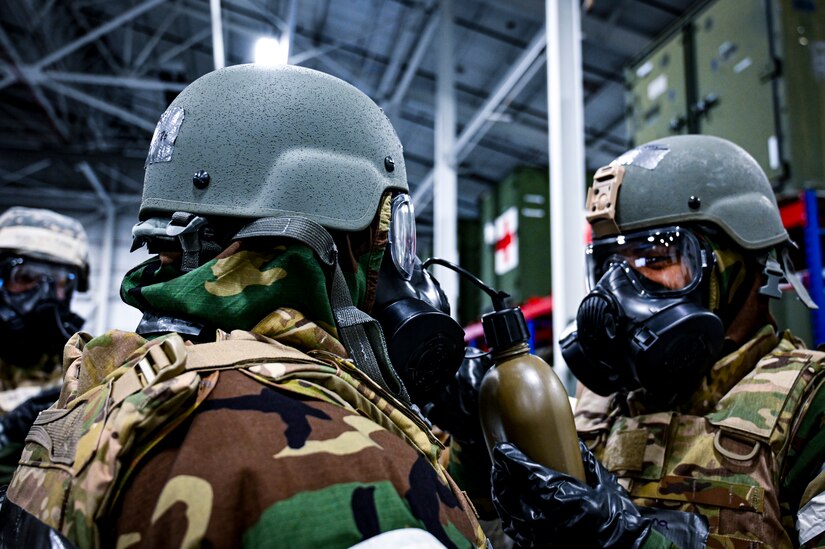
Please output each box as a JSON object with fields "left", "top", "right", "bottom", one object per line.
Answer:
{"left": 254, "top": 36, "right": 288, "bottom": 65}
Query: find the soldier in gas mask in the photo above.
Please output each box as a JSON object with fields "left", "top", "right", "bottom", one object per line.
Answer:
{"left": 2, "top": 65, "right": 484, "bottom": 548}
{"left": 0, "top": 207, "right": 88, "bottom": 485}
{"left": 491, "top": 135, "right": 825, "bottom": 548}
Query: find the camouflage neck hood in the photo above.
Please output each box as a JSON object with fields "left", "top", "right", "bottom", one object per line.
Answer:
{"left": 121, "top": 195, "right": 392, "bottom": 352}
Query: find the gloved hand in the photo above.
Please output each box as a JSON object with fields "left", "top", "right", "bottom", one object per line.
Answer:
{"left": 423, "top": 347, "right": 492, "bottom": 446}
{"left": 0, "top": 386, "right": 61, "bottom": 448}
{"left": 491, "top": 441, "right": 709, "bottom": 549}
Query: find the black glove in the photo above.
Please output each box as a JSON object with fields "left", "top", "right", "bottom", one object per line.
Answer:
{"left": 423, "top": 347, "right": 492, "bottom": 445}
{"left": 0, "top": 486, "right": 76, "bottom": 548}
{"left": 491, "top": 441, "right": 709, "bottom": 549}
{"left": 0, "top": 386, "right": 61, "bottom": 448}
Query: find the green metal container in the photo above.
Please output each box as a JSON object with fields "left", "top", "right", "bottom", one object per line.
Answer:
{"left": 626, "top": 29, "right": 690, "bottom": 144}
{"left": 475, "top": 167, "right": 551, "bottom": 318}
{"left": 626, "top": 0, "right": 825, "bottom": 194}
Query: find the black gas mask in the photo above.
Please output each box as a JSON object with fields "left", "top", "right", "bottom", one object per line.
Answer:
{"left": 372, "top": 195, "right": 465, "bottom": 403}
{"left": 561, "top": 226, "right": 724, "bottom": 405}
{"left": 0, "top": 257, "right": 83, "bottom": 366}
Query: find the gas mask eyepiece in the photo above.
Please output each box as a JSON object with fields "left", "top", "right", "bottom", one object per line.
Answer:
{"left": 563, "top": 226, "right": 724, "bottom": 404}
{"left": 0, "top": 256, "right": 83, "bottom": 366}
{"left": 388, "top": 193, "right": 416, "bottom": 281}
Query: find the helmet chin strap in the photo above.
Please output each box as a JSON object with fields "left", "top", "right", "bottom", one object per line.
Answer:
{"left": 233, "top": 216, "right": 411, "bottom": 404}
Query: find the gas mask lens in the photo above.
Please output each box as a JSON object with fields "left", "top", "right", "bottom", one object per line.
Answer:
{"left": 388, "top": 193, "right": 416, "bottom": 280}
{"left": 586, "top": 227, "right": 705, "bottom": 295}
{"left": 1, "top": 258, "right": 78, "bottom": 299}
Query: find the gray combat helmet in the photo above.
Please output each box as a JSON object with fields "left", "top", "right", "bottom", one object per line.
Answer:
{"left": 0, "top": 207, "right": 90, "bottom": 291}
{"left": 141, "top": 64, "right": 408, "bottom": 231}
{"left": 587, "top": 134, "right": 787, "bottom": 250}
{"left": 587, "top": 134, "right": 817, "bottom": 308}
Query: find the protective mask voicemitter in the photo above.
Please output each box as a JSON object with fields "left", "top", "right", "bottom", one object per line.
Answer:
{"left": 561, "top": 226, "right": 724, "bottom": 404}
{"left": 373, "top": 252, "right": 465, "bottom": 404}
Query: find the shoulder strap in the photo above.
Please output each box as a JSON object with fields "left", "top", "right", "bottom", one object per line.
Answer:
{"left": 111, "top": 332, "right": 330, "bottom": 401}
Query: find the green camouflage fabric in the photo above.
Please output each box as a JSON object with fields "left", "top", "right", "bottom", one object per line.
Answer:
{"left": 120, "top": 194, "right": 392, "bottom": 337}
{"left": 0, "top": 206, "right": 89, "bottom": 272}
{"left": 575, "top": 326, "right": 825, "bottom": 548}
{"left": 6, "top": 193, "right": 485, "bottom": 548}
{"left": 121, "top": 246, "right": 341, "bottom": 335}
{"left": 7, "top": 326, "right": 484, "bottom": 548}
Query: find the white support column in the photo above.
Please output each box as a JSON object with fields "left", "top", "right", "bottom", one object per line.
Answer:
{"left": 78, "top": 163, "right": 116, "bottom": 335}
{"left": 283, "top": 0, "right": 297, "bottom": 63}
{"left": 412, "top": 27, "right": 546, "bottom": 212}
{"left": 546, "top": 0, "right": 586, "bottom": 392}
{"left": 433, "top": 0, "right": 458, "bottom": 318}
{"left": 210, "top": 0, "right": 225, "bottom": 70}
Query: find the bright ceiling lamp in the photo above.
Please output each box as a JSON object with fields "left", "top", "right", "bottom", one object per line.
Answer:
{"left": 254, "top": 36, "right": 288, "bottom": 65}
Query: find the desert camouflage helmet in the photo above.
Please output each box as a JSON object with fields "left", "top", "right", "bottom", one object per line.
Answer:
{"left": 141, "top": 64, "right": 408, "bottom": 232}
{"left": 0, "top": 207, "right": 89, "bottom": 291}
{"left": 586, "top": 134, "right": 788, "bottom": 250}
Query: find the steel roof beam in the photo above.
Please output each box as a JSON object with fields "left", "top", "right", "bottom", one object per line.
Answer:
{"left": 0, "top": 26, "right": 69, "bottom": 139}
{"left": 40, "top": 80, "right": 156, "bottom": 132}
{"left": 0, "top": 159, "right": 52, "bottom": 184}
{"left": 132, "top": 11, "right": 179, "bottom": 70}
{"left": 383, "top": 9, "right": 439, "bottom": 112}
{"left": 412, "top": 27, "right": 546, "bottom": 212}
{"left": 41, "top": 70, "right": 188, "bottom": 92}
{"left": 33, "top": 0, "right": 166, "bottom": 70}
{"left": 375, "top": 7, "right": 427, "bottom": 100}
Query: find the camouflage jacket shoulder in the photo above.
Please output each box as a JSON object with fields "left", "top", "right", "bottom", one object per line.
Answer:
{"left": 574, "top": 328, "right": 825, "bottom": 549}
{"left": 7, "top": 329, "right": 485, "bottom": 549}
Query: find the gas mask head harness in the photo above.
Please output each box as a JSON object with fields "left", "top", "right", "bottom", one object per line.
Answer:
{"left": 131, "top": 192, "right": 465, "bottom": 407}
{"left": 0, "top": 255, "right": 84, "bottom": 366}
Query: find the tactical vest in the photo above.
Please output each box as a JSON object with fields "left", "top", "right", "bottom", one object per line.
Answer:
{"left": 575, "top": 331, "right": 825, "bottom": 549}
{"left": 6, "top": 329, "right": 486, "bottom": 549}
